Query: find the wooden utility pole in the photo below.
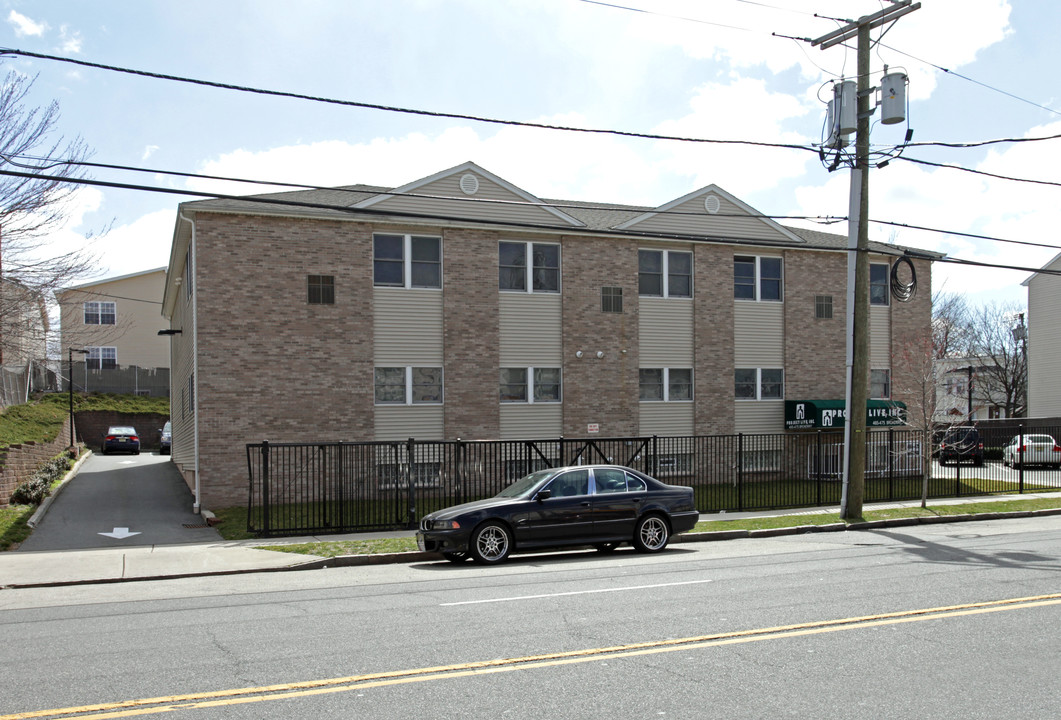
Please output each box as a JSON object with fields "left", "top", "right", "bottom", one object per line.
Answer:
{"left": 813, "top": 2, "right": 921, "bottom": 519}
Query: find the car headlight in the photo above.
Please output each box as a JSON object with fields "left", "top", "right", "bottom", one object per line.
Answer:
{"left": 431, "top": 519, "right": 461, "bottom": 530}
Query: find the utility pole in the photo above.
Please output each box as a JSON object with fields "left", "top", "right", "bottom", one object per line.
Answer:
{"left": 812, "top": 1, "right": 920, "bottom": 519}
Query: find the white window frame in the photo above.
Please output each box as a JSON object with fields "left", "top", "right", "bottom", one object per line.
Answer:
{"left": 735, "top": 368, "right": 784, "bottom": 400}
{"left": 870, "top": 369, "right": 891, "bottom": 399}
{"left": 86, "top": 346, "right": 117, "bottom": 370}
{"left": 639, "top": 368, "right": 693, "bottom": 402}
{"left": 734, "top": 255, "right": 783, "bottom": 302}
{"left": 83, "top": 301, "right": 116, "bottom": 325}
{"left": 373, "top": 234, "right": 442, "bottom": 289}
{"left": 870, "top": 263, "right": 890, "bottom": 306}
{"left": 498, "top": 241, "right": 560, "bottom": 294}
{"left": 500, "top": 367, "right": 562, "bottom": 404}
{"left": 374, "top": 366, "right": 444, "bottom": 405}
{"left": 638, "top": 249, "right": 693, "bottom": 299}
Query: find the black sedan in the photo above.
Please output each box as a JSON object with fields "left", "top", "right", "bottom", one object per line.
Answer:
{"left": 101, "top": 426, "right": 140, "bottom": 455}
{"left": 417, "top": 465, "right": 698, "bottom": 564}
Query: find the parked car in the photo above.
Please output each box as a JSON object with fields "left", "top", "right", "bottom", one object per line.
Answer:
{"left": 416, "top": 465, "right": 699, "bottom": 564}
{"left": 938, "top": 426, "right": 983, "bottom": 466}
{"left": 159, "top": 421, "right": 172, "bottom": 455}
{"left": 1002, "top": 434, "right": 1061, "bottom": 469}
{"left": 102, "top": 426, "right": 140, "bottom": 455}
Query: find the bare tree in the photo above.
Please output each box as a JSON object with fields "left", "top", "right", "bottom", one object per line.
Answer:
{"left": 967, "top": 301, "right": 1027, "bottom": 418}
{"left": 932, "top": 291, "right": 971, "bottom": 359}
{"left": 0, "top": 71, "right": 99, "bottom": 366}
{"left": 892, "top": 329, "right": 939, "bottom": 507}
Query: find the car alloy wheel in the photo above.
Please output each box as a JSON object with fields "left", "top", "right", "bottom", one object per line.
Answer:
{"left": 633, "top": 514, "right": 670, "bottom": 553}
{"left": 470, "top": 522, "right": 512, "bottom": 564}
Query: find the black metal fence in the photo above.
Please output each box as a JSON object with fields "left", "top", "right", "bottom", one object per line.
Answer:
{"left": 245, "top": 426, "right": 1061, "bottom": 536}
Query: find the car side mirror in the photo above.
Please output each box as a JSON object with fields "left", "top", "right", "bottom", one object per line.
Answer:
{"left": 535, "top": 489, "right": 551, "bottom": 502}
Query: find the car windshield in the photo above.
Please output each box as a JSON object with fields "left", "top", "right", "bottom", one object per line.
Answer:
{"left": 163, "top": 422, "right": 171, "bottom": 432}
{"left": 1026, "top": 435, "right": 1054, "bottom": 444}
{"left": 495, "top": 469, "right": 556, "bottom": 498}
{"left": 108, "top": 427, "right": 136, "bottom": 435}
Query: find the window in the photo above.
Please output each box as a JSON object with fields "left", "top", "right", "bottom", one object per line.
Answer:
{"left": 86, "top": 347, "right": 117, "bottom": 370}
{"left": 870, "top": 369, "right": 891, "bottom": 399}
{"left": 735, "top": 368, "right": 784, "bottom": 400}
{"left": 639, "top": 250, "right": 692, "bottom": 298}
{"left": 734, "top": 256, "right": 783, "bottom": 301}
{"left": 499, "top": 241, "right": 559, "bottom": 293}
{"left": 545, "top": 469, "right": 589, "bottom": 497}
{"left": 83, "top": 302, "right": 116, "bottom": 325}
{"left": 594, "top": 467, "right": 647, "bottom": 492}
{"left": 374, "top": 367, "right": 443, "bottom": 405}
{"left": 639, "top": 368, "right": 693, "bottom": 402}
{"left": 307, "top": 275, "right": 335, "bottom": 304}
{"left": 601, "top": 286, "right": 623, "bottom": 313}
{"left": 870, "top": 263, "right": 890, "bottom": 306}
{"left": 500, "top": 367, "right": 561, "bottom": 403}
{"left": 373, "top": 234, "right": 442, "bottom": 288}
{"left": 815, "top": 295, "right": 833, "bottom": 319}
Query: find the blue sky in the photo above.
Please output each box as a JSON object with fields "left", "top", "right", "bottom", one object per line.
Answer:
{"left": 2, "top": 0, "right": 1058, "bottom": 310}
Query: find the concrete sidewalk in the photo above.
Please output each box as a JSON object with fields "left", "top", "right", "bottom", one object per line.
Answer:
{"left": 3, "top": 493, "right": 1060, "bottom": 589}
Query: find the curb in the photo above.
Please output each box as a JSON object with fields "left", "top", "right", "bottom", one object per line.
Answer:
{"left": 8, "top": 506, "right": 1061, "bottom": 590}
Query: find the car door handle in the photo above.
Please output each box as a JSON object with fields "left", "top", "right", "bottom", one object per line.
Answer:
{"left": 581, "top": 501, "right": 591, "bottom": 507}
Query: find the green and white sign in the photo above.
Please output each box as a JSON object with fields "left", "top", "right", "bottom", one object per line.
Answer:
{"left": 784, "top": 400, "right": 906, "bottom": 430}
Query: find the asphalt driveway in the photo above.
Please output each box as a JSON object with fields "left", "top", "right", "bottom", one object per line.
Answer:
{"left": 17, "top": 453, "right": 221, "bottom": 552}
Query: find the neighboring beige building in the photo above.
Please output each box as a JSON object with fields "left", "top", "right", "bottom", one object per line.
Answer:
{"left": 162, "top": 161, "right": 933, "bottom": 511}
{"left": 1023, "top": 253, "right": 1061, "bottom": 417}
{"left": 56, "top": 268, "right": 169, "bottom": 395}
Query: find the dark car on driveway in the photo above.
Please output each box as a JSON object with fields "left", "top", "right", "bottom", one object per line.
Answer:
{"left": 159, "top": 421, "right": 171, "bottom": 455}
{"left": 417, "top": 465, "right": 699, "bottom": 564}
{"left": 101, "top": 426, "right": 140, "bottom": 455}
{"left": 938, "top": 425, "right": 983, "bottom": 466}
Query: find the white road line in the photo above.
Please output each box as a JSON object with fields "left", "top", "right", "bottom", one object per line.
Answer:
{"left": 441, "top": 579, "right": 713, "bottom": 606}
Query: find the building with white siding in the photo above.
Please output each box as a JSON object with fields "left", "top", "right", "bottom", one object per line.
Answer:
{"left": 1023, "top": 253, "right": 1061, "bottom": 417}
{"left": 161, "top": 161, "right": 933, "bottom": 511}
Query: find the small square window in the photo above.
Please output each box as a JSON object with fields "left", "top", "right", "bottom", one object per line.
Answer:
{"left": 308, "top": 275, "right": 334, "bottom": 304}
{"left": 602, "top": 286, "right": 623, "bottom": 313}
{"left": 815, "top": 295, "right": 833, "bottom": 319}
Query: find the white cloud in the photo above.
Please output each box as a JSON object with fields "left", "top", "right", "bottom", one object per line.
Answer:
{"left": 59, "top": 25, "right": 83, "bottom": 53}
{"left": 142, "top": 145, "right": 160, "bottom": 161}
{"left": 7, "top": 10, "right": 48, "bottom": 37}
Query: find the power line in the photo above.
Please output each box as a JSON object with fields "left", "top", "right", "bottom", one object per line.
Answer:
{"left": 2, "top": 166, "right": 1057, "bottom": 280}
{"left": 898, "top": 155, "right": 1061, "bottom": 189}
{"left": 0, "top": 47, "right": 816, "bottom": 155}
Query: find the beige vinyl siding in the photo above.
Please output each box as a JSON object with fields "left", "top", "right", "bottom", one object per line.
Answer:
{"left": 500, "top": 404, "right": 563, "bottom": 439}
{"left": 626, "top": 194, "right": 793, "bottom": 242}
{"left": 639, "top": 298, "right": 693, "bottom": 365}
{"left": 366, "top": 175, "right": 572, "bottom": 227}
{"left": 169, "top": 281, "right": 196, "bottom": 471}
{"left": 734, "top": 302, "right": 784, "bottom": 366}
{"left": 639, "top": 402, "right": 694, "bottom": 436}
{"left": 870, "top": 305, "right": 890, "bottom": 367}
{"left": 499, "top": 294, "right": 562, "bottom": 365}
{"left": 374, "top": 406, "right": 444, "bottom": 441}
{"left": 373, "top": 289, "right": 443, "bottom": 364}
{"left": 1028, "top": 271, "right": 1061, "bottom": 416}
{"left": 734, "top": 401, "right": 784, "bottom": 433}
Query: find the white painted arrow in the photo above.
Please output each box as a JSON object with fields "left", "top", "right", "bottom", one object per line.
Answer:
{"left": 99, "top": 527, "right": 141, "bottom": 539}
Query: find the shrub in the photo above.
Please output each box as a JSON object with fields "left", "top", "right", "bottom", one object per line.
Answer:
{"left": 9, "top": 453, "right": 72, "bottom": 505}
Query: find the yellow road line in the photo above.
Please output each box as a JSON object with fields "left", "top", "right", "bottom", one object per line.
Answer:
{"left": 6, "top": 592, "right": 1060, "bottom": 720}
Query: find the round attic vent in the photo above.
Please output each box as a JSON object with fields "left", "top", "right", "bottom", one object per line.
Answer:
{"left": 459, "top": 173, "right": 480, "bottom": 195}
{"left": 704, "top": 194, "right": 721, "bottom": 214}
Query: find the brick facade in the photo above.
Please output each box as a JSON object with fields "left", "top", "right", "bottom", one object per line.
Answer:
{"left": 0, "top": 422, "right": 72, "bottom": 505}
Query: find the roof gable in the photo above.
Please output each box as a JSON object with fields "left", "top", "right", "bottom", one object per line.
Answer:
{"left": 354, "top": 161, "right": 584, "bottom": 228}
{"left": 614, "top": 185, "right": 804, "bottom": 244}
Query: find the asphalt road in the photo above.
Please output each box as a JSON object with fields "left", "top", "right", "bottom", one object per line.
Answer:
{"left": 16, "top": 453, "right": 221, "bottom": 551}
{"left": 2, "top": 514, "right": 1060, "bottom": 719}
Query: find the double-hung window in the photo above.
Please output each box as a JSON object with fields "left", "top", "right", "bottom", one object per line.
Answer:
{"left": 498, "top": 241, "right": 559, "bottom": 293}
{"left": 373, "top": 234, "right": 442, "bottom": 288}
{"left": 639, "top": 368, "right": 693, "bottom": 402}
{"left": 374, "top": 367, "right": 443, "bottom": 405}
{"left": 870, "top": 369, "right": 891, "bottom": 399}
{"left": 500, "top": 367, "right": 562, "bottom": 403}
{"left": 735, "top": 368, "right": 783, "bottom": 400}
{"left": 870, "top": 263, "right": 890, "bottom": 306}
{"left": 307, "top": 275, "right": 334, "bottom": 304}
{"left": 734, "top": 256, "right": 783, "bottom": 301}
{"left": 84, "top": 301, "right": 116, "bottom": 325}
{"left": 87, "top": 347, "right": 117, "bottom": 370}
{"left": 639, "top": 250, "right": 692, "bottom": 298}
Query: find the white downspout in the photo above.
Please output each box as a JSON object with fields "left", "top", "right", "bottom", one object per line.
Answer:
{"left": 178, "top": 212, "right": 201, "bottom": 514}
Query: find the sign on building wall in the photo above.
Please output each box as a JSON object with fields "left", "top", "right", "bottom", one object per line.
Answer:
{"left": 784, "top": 400, "right": 907, "bottom": 430}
